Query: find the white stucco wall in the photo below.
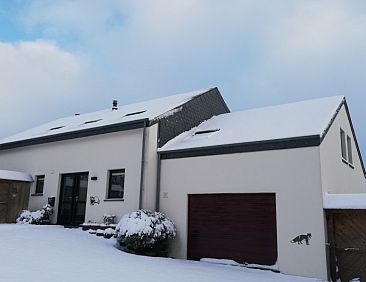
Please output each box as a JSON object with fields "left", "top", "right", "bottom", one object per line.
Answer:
{"left": 0, "top": 129, "right": 144, "bottom": 223}
{"left": 320, "top": 104, "right": 366, "bottom": 194}
{"left": 159, "top": 147, "right": 328, "bottom": 280}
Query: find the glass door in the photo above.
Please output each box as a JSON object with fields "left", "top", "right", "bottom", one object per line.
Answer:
{"left": 57, "top": 172, "right": 89, "bottom": 226}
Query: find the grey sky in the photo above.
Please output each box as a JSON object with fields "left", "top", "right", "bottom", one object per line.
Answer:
{"left": 1, "top": 1, "right": 366, "bottom": 158}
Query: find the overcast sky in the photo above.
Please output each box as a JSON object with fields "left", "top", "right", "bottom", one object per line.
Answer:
{"left": 1, "top": 1, "right": 366, "bottom": 158}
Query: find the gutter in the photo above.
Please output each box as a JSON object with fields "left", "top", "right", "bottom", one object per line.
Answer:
{"left": 138, "top": 121, "right": 147, "bottom": 209}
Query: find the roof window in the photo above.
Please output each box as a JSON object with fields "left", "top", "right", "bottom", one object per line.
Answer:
{"left": 49, "top": 126, "right": 65, "bottom": 131}
{"left": 124, "top": 110, "right": 146, "bottom": 117}
{"left": 83, "top": 119, "right": 102, "bottom": 125}
{"left": 194, "top": 129, "right": 220, "bottom": 135}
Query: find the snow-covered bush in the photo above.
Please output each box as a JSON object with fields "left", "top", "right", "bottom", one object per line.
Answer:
{"left": 16, "top": 204, "right": 54, "bottom": 224}
{"left": 116, "top": 210, "right": 176, "bottom": 256}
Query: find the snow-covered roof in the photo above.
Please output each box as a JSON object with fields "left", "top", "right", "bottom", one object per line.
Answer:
{"left": 324, "top": 193, "right": 366, "bottom": 209}
{"left": 160, "top": 95, "right": 345, "bottom": 152}
{"left": 0, "top": 169, "right": 33, "bottom": 182}
{"left": 0, "top": 89, "right": 211, "bottom": 145}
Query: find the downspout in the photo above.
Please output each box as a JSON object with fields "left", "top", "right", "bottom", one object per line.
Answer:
{"left": 138, "top": 121, "right": 147, "bottom": 210}
{"left": 155, "top": 122, "right": 162, "bottom": 211}
{"left": 156, "top": 152, "right": 162, "bottom": 211}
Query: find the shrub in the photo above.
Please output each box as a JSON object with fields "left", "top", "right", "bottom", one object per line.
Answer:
{"left": 116, "top": 210, "right": 176, "bottom": 256}
{"left": 16, "top": 204, "right": 54, "bottom": 224}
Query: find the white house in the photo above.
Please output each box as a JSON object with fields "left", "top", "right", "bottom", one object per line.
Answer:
{"left": 0, "top": 88, "right": 365, "bottom": 280}
{"left": 158, "top": 95, "right": 366, "bottom": 280}
{"left": 0, "top": 87, "right": 229, "bottom": 225}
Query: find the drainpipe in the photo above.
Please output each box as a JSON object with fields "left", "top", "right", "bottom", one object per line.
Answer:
{"left": 155, "top": 152, "right": 162, "bottom": 211}
{"left": 138, "top": 121, "right": 147, "bottom": 210}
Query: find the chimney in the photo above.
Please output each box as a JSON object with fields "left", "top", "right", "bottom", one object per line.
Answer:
{"left": 112, "top": 100, "right": 118, "bottom": 110}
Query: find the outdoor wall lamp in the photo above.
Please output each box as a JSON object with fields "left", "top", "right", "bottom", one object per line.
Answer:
{"left": 90, "top": 196, "right": 100, "bottom": 205}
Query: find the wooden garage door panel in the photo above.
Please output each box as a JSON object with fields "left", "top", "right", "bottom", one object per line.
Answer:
{"left": 188, "top": 193, "right": 277, "bottom": 265}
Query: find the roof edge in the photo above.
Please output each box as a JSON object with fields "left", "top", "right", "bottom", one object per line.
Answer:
{"left": 159, "top": 135, "right": 321, "bottom": 159}
{"left": 319, "top": 98, "right": 366, "bottom": 177}
{"left": 0, "top": 119, "right": 148, "bottom": 151}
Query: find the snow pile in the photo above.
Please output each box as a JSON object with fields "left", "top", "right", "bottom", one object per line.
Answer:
{"left": 16, "top": 204, "right": 53, "bottom": 224}
{"left": 201, "top": 258, "right": 279, "bottom": 271}
{"left": 323, "top": 193, "right": 366, "bottom": 209}
{"left": 116, "top": 210, "right": 176, "bottom": 255}
{"left": 0, "top": 169, "right": 33, "bottom": 182}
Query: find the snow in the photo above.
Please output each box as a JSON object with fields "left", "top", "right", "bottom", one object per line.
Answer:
{"left": 160, "top": 95, "right": 344, "bottom": 152}
{"left": 0, "top": 225, "right": 321, "bottom": 282}
{"left": 323, "top": 193, "right": 366, "bottom": 209}
{"left": 0, "top": 89, "right": 211, "bottom": 145}
{"left": 0, "top": 169, "right": 33, "bottom": 182}
{"left": 201, "top": 258, "right": 279, "bottom": 271}
{"left": 116, "top": 210, "right": 175, "bottom": 240}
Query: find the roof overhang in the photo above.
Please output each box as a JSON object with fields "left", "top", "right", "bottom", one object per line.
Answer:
{"left": 324, "top": 193, "right": 366, "bottom": 210}
{"left": 0, "top": 118, "right": 149, "bottom": 151}
{"left": 159, "top": 135, "right": 321, "bottom": 159}
{"left": 0, "top": 169, "right": 33, "bottom": 182}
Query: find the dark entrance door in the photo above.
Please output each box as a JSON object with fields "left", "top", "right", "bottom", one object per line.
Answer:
{"left": 57, "top": 172, "right": 88, "bottom": 226}
{"left": 327, "top": 211, "right": 366, "bottom": 282}
{"left": 188, "top": 193, "right": 277, "bottom": 265}
{"left": 0, "top": 180, "right": 30, "bottom": 223}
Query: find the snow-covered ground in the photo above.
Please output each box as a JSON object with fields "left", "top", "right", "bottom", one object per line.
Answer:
{"left": 0, "top": 225, "right": 322, "bottom": 282}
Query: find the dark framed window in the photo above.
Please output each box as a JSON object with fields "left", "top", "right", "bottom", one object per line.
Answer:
{"left": 340, "top": 129, "right": 347, "bottom": 160}
{"left": 35, "top": 175, "right": 45, "bottom": 194}
{"left": 347, "top": 135, "right": 353, "bottom": 165}
{"left": 107, "top": 169, "right": 125, "bottom": 199}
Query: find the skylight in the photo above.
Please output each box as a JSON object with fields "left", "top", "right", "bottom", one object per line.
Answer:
{"left": 83, "top": 119, "right": 102, "bottom": 125}
{"left": 194, "top": 129, "right": 220, "bottom": 135}
{"left": 49, "top": 126, "right": 65, "bottom": 131}
{"left": 124, "top": 110, "right": 146, "bottom": 117}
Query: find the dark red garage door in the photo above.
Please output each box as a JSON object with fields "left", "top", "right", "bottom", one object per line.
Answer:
{"left": 188, "top": 193, "right": 277, "bottom": 265}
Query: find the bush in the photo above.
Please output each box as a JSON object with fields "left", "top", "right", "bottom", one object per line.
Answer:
{"left": 16, "top": 204, "right": 54, "bottom": 224}
{"left": 116, "top": 210, "right": 176, "bottom": 256}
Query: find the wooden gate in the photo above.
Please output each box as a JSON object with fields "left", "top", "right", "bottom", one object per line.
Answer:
{"left": 0, "top": 180, "right": 31, "bottom": 223}
{"left": 327, "top": 210, "right": 366, "bottom": 282}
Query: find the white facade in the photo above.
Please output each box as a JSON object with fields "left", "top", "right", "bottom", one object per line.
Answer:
{"left": 0, "top": 129, "right": 147, "bottom": 223}
{"left": 159, "top": 147, "right": 328, "bottom": 279}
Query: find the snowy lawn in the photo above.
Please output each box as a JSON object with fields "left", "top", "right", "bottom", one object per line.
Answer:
{"left": 0, "top": 225, "right": 322, "bottom": 282}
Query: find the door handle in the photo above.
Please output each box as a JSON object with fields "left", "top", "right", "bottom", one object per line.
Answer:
{"left": 344, "top": 248, "right": 359, "bottom": 251}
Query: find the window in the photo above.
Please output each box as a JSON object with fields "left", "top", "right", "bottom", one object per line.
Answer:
{"left": 49, "top": 126, "right": 65, "bottom": 131}
{"left": 35, "top": 175, "right": 45, "bottom": 194}
{"left": 194, "top": 129, "right": 220, "bottom": 135}
{"left": 124, "top": 110, "right": 146, "bottom": 117}
{"left": 347, "top": 135, "right": 353, "bottom": 165}
{"left": 107, "top": 169, "right": 125, "bottom": 199}
{"left": 83, "top": 119, "right": 102, "bottom": 124}
{"left": 340, "top": 129, "right": 347, "bottom": 160}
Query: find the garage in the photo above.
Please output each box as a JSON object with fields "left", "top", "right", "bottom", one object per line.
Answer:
{"left": 187, "top": 193, "right": 277, "bottom": 265}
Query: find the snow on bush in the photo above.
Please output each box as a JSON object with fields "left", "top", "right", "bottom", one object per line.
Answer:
{"left": 16, "top": 204, "right": 54, "bottom": 224}
{"left": 116, "top": 210, "right": 176, "bottom": 256}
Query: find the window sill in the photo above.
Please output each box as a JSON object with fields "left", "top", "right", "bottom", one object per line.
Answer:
{"left": 31, "top": 193, "right": 44, "bottom": 196}
{"left": 104, "top": 198, "right": 124, "bottom": 202}
{"left": 342, "top": 158, "right": 348, "bottom": 165}
{"left": 349, "top": 163, "right": 355, "bottom": 169}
